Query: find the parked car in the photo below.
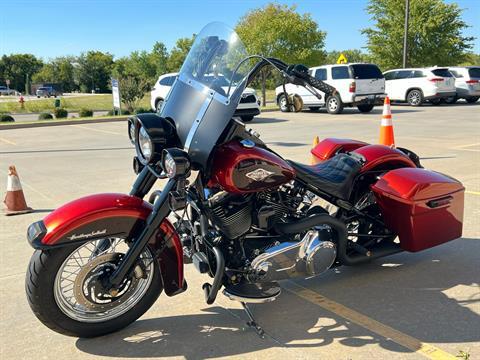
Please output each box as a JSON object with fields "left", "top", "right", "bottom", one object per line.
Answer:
{"left": 446, "top": 66, "right": 480, "bottom": 104}
{"left": 36, "top": 86, "right": 61, "bottom": 98}
{"left": 0, "top": 86, "right": 16, "bottom": 96}
{"left": 150, "top": 73, "right": 261, "bottom": 122}
{"left": 275, "top": 63, "right": 386, "bottom": 114}
{"left": 383, "top": 67, "right": 456, "bottom": 106}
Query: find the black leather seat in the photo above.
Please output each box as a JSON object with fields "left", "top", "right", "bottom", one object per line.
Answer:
{"left": 289, "top": 153, "right": 362, "bottom": 200}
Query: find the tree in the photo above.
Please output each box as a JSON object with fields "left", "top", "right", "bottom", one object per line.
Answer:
{"left": 76, "top": 51, "right": 114, "bottom": 93}
{"left": 324, "top": 49, "right": 371, "bottom": 65}
{"left": 119, "top": 76, "right": 150, "bottom": 112}
{"left": 236, "top": 4, "right": 326, "bottom": 106}
{"left": 112, "top": 41, "right": 169, "bottom": 85}
{"left": 166, "top": 36, "right": 195, "bottom": 72}
{"left": 0, "top": 54, "right": 43, "bottom": 93}
{"left": 460, "top": 52, "right": 480, "bottom": 66}
{"left": 32, "top": 56, "right": 77, "bottom": 92}
{"left": 362, "top": 0, "right": 474, "bottom": 70}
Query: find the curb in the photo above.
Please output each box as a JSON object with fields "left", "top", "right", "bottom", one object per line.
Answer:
{"left": 0, "top": 116, "right": 128, "bottom": 130}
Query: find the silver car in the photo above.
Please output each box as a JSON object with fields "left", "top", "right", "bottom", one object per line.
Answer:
{"left": 36, "top": 86, "right": 61, "bottom": 98}
{"left": 0, "top": 86, "right": 16, "bottom": 96}
{"left": 447, "top": 66, "right": 480, "bottom": 103}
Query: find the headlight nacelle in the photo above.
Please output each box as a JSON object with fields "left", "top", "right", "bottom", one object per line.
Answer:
{"left": 128, "top": 114, "right": 180, "bottom": 166}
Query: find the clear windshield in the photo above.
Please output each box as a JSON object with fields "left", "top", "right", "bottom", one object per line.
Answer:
{"left": 180, "top": 22, "right": 249, "bottom": 98}
{"left": 160, "top": 22, "right": 251, "bottom": 169}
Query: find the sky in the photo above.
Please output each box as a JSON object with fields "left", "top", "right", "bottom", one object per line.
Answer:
{"left": 1, "top": 0, "right": 479, "bottom": 61}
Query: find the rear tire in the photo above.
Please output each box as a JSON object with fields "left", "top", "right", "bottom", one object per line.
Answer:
{"left": 406, "top": 89, "right": 423, "bottom": 106}
{"left": 466, "top": 96, "right": 479, "bottom": 103}
{"left": 26, "top": 241, "right": 163, "bottom": 338}
{"left": 444, "top": 96, "right": 457, "bottom": 104}
{"left": 241, "top": 115, "right": 254, "bottom": 122}
{"left": 357, "top": 104, "right": 374, "bottom": 113}
{"left": 326, "top": 94, "right": 344, "bottom": 114}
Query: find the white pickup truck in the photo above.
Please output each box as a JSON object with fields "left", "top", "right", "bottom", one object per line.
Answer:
{"left": 275, "top": 63, "right": 386, "bottom": 114}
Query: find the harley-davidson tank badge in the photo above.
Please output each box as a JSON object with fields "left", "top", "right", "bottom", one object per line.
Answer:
{"left": 245, "top": 168, "right": 275, "bottom": 181}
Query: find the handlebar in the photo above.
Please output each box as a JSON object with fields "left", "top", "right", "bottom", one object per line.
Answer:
{"left": 246, "top": 57, "right": 337, "bottom": 98}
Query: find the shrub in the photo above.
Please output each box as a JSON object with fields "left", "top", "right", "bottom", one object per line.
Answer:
{"left": 135, "top": 107, "right": 154, "bottom": 114}
{"left": 38, "top": 112, "right": 53, "bottom": 120}
{"left": 107, "top": 109, "right": 130, "bottom": 116}
{"left": 54, "top": 108, "right": 68, "bottom": 118}
{"left": 0, "top": 114, "right": 14, "bottom": 122}
{"left": 79, "top": 108, "right": 93, "bottom": 117}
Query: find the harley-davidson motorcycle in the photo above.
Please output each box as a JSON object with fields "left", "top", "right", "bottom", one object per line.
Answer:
{"left": 25, "top": 22, "right": 465, "bottom": 338}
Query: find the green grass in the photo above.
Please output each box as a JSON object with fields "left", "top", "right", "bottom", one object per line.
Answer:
{"left": 0, "top": 114, "right": 128, "bottom": 126}
{"left": 0, "top": 91, "right": 278, "bottom": 114}
{"left": 0, "top": 94, "right": 151, "bottom": 114}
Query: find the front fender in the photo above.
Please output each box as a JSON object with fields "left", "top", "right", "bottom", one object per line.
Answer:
{"left": 27, "top": 193, "right": 184, "bottom": 296}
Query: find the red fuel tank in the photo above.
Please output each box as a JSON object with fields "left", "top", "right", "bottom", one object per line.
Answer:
{"left": 210, "top": 141, "right": 295, "bottom": 193}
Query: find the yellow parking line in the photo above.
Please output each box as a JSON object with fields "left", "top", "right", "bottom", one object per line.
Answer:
{"left": 466, "top": 190, "right": 480, "bottom": 196}
{"left": 72, "top": 124, "right": 123, "bottom": 136}
{"left": 0, "top": 137, "right": 16, "bottom": 145}
{"left": 283, "top": 281, "right": 456, "bottom": 360}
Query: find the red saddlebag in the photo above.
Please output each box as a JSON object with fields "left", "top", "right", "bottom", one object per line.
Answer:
{"left": 371, "top": 168, "right": 464, "bottom": 252}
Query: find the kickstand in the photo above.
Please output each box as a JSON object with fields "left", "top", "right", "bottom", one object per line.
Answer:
{"left": 241, "top": 302, "right": 265, "bottom": 338}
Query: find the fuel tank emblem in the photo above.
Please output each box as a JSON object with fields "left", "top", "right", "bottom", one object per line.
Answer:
{"left": 245, "top": 168, "right": 275, "bottom": 181}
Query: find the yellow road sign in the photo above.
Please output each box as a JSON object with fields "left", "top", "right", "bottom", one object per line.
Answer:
{"left": 337, "top": 53, "right": 348, "bottom": 64}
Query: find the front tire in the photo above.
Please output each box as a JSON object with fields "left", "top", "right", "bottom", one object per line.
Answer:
{"left": 26, "top": 239, "right": 163, "bottom": 338}
{"left": 278, "top": 94, "right": 291, "bottom": 112}
{"left": 466, "top": 96, "right": 479, "bottom": 103}
{"left": 406, "top": 89, "right": 423, "bottom": 106}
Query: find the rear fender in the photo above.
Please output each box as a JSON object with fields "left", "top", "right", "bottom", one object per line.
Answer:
{"left": 27, "top": 193, "right": 184, "bottom": 296}
{"left": 311, "top": 138, "right": 368, "bottom": 162}
{"left": 352, "top": 145, "right": 417, "bottom": 173}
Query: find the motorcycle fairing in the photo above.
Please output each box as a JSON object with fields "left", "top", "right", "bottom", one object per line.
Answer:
{"left": 27, "top": 193, "right": 184, "bottom": 296}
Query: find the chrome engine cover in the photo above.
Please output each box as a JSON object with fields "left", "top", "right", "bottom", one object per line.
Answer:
{"left": 249, "top": 228, "right": 336, "bottom": 282}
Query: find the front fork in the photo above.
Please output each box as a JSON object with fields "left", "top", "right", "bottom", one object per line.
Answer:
{"left": 106, "top": 166, "right": 176, "bottom": 289}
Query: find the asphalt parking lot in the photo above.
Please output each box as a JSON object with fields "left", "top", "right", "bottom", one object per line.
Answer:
{"left": 1, "top": 103, "right": 479, "bottom": 359}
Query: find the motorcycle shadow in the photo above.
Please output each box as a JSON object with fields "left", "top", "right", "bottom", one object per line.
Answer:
{"left": 76, "top": 237, "right": 479, "bottom": 358}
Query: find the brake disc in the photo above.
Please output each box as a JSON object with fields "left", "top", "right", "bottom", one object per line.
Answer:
{"left": 73, "top": 253, "right": 140, "bottom": 311}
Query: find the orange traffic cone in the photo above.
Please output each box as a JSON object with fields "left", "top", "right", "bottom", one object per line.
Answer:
{"left": 379, "top": 97, "right": 395, "bottom": 147}
{"left": 4, "top": 166, "right": 33, "bottom": 216}
{"left": 310, "top": 136, "right": 320, "bottom": 165}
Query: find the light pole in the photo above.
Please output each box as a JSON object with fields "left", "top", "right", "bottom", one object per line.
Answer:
{"left": 402, "top": 0, "right": 410, "bottom": 68}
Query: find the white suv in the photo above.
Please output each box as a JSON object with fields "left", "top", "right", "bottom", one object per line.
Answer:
{"left": 447, "top": 66, "right": 480, "bottom": 104}
{"left": 150, "top": 73, "right": 261, "bottom": 122}
{"left": 275, "top": 63, "right": 386, "bottom": 114}
{"left": 383, "top": 67, "right": 456, "bottom": 106}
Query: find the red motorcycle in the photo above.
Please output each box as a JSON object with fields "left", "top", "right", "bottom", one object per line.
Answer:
{"left": 25, "top": 22, "right": 464, "bottom": 338}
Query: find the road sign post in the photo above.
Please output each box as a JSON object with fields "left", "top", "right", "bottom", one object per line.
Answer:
{"left": 111, "top": 78, "right": 121, "bottom": 115}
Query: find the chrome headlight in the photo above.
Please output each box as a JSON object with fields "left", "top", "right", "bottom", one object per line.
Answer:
{"left": 127, "top": 118, "right": 136, "bottom": 145}
{"left": 138, "top": 126, "right": 153, "bottom": 161}
{"left": 131, "top": 114, "right": 180, "bottom": 166}
{"left": 162, "top": 148, "right": 191, "bottom": 179}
